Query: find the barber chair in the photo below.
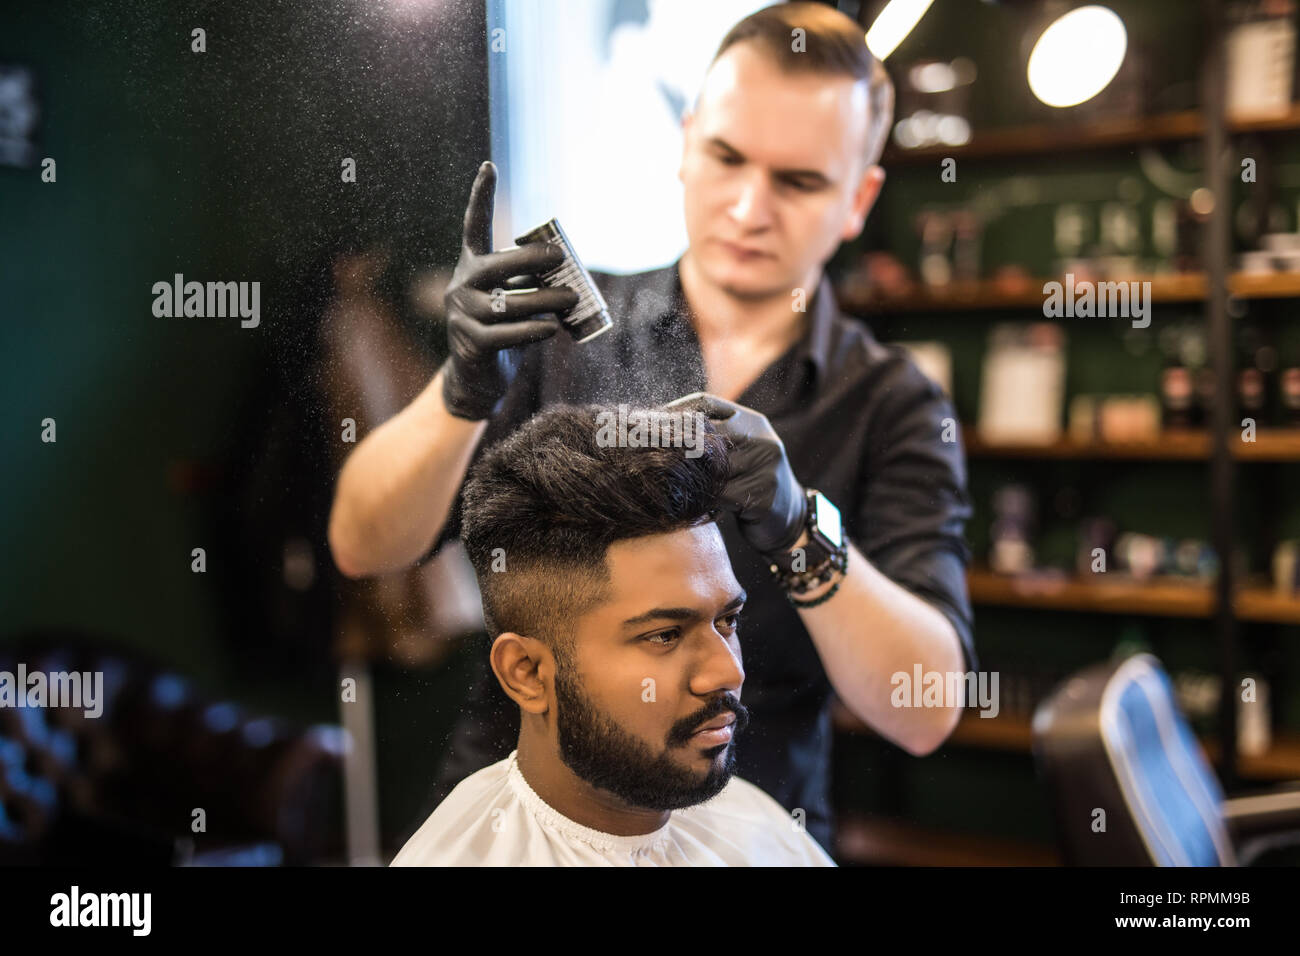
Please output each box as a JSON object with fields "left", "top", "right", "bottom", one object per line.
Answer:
{"left": 1033, "top": 652, "right": 1300, "bottom": 865}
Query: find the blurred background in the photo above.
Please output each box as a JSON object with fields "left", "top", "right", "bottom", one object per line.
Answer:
{"left": 4, "top": 0, "right": 1300, "bottom": 865}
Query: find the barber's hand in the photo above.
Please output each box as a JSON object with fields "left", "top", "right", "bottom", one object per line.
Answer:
{"left": 669, "top": 393, "right": 807, "bottom": 558}
{"left": 440, "top": 161, "right": 580, "bottom": 420}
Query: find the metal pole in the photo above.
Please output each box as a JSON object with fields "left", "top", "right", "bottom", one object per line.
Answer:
{"left": 1203, "top": 0, "right": 1238, "bottom": 790}
{"left": 339, "top": 658, "right": 383, "bottom": 865}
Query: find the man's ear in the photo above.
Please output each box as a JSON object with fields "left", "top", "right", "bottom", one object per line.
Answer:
{"left": 840, "top": 164, "right": 885, "bottom": 242}
{"left": 489, "top": 632, "right": 552, "bottom": 716}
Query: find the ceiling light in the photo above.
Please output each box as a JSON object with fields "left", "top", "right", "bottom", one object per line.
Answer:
{"left": 1027, "top": 5, "right": 1127, "bottom": 108}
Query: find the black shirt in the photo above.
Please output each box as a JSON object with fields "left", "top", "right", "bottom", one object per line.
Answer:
{"left": 422, "top": 258, "right": 976, "bottom": 853}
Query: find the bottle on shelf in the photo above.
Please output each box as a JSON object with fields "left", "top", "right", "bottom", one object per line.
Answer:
{"left": 1190, "top": 340, "right": 1217, "bottom": 430}
{"left": 989, "top": 484, "right": 1037, "bottom": 574}
{"left": 1159, "top": 325, "right": 1197, "bottom": 429}
{"left": 1279, "top": 353, "right": 1300, "bottom": 426}
{"left": 1236, "top": 321, "right": 1274, "bottom": 425}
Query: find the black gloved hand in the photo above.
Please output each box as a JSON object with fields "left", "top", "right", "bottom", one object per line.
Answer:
{"left": 441, "top": 161, "right": 579, "bottom": 421}
{"left": 669, "top": 392, "right": 807, "bottom": 558}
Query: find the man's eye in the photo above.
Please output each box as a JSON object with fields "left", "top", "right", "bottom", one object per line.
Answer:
{"left": 718, "top": 612, "right": 742, "bottom": 633}
{"left": 781, "top": 178, "right": 818, "bottom": 192}
{"left": 643, "top": 630, "right": 680, "bottom": 646}
{"left": 715, "top": 152, "right": 742, "bottom": 166}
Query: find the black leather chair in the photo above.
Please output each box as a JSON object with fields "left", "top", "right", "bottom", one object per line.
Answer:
{"left": 1032, "top": 652, "right": 1300, "bottom": 865}
{"left": 0, "top": 636, "right": 344, "bottom": 865}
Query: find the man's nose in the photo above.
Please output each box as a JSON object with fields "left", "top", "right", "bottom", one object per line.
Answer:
{"left": 693, "top": 629, "right": 745, "bottom": 696}
{"left": 726, "top": 170, "right": 773, "bottom": 231}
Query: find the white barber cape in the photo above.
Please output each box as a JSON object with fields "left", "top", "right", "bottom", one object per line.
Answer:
{"left": 390, "top": 750, "right": 836, "bottom": 867}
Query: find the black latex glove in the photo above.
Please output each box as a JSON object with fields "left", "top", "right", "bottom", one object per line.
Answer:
{"left": 440, "top": 160, "right": 580, "bottom": 420}
{"left": 668, "top": 392, "right": 807, "bottom": 558}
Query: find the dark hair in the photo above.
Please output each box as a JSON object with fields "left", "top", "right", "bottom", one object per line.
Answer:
{"left": 461, "top": 404, "right": 730, "bottom": 648}
{"left": 710, "top": 1, "right": 894, "bottom": 168}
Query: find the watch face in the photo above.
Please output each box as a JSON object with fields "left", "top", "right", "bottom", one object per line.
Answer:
{"left": 813, "top": 493, "right": 843, "bottom": 548}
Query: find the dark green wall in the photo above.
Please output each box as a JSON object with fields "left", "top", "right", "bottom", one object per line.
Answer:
{"left": 1, "top": 0, "right": 486, "bottom": 670}
{"left": 1, "top": 0, "right": 490, "bottom": 850}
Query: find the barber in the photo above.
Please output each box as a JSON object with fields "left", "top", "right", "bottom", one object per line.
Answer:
{"left": 328, "top": 3, "right": 975, "bottom": 853}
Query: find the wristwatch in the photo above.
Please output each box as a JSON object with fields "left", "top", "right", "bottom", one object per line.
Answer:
{"left": 768, "top": 488, "right": 848, "bottom": 602}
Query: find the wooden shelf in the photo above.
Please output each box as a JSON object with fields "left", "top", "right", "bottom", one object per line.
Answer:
{"left": 1237, "top": 587, "right": 1300, "bottom": 625}
{"left": 838, "top": 701, "right": 1039, "bottom": 751}
{"left": 1237, "top": 430, "right": 1300, "bottom": 460}
{"left": 966, "top": 429, "right": 1207, "bottom": 460}
{"left": 967, "top": 568, "right": 1300, "bottom": 624}
{"left": 832, "top": 701, "right": 1300, "bottom": 782}
{"left": 840, "top": 271, "right": 1300, "bottom": 313}
{"left": 1239, "top": 738, "right": 1300, "bottom": 779}
{"left": 964, "top": 427, "right": 1300, "bottom": 461}
{"left": 835, "top": 812, "right": 1059, "bottom": 866}
{"left": 968, "top": 567, "right": 1215, "bottom": 617}
{"left": 881, "top": 105, "right": 1300, "bottom": 166}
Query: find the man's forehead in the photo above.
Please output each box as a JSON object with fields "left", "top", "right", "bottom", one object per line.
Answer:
{"left": 600, "top": 525, "right": 739, "bottom": 610}
{"left": 695, "top": 45, "right": 870, "bottom": 172}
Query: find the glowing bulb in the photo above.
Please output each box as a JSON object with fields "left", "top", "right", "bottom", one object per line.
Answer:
{"left": 1027, "top": 5, "right": 1127, "bottom": 108}
{"left": 866, "top": 0, "right": 937, "bottom": 61}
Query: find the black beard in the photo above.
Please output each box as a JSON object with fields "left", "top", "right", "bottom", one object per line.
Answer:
{"left": 552, "top": 649, "right": 749, "bottom": 812}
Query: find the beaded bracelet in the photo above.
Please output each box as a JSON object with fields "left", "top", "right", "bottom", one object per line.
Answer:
{"left": 787, "top": 575, "right": 844, "bottom": 608}
{"left": 783, "top": 548, "right": 848, "bottom": 608}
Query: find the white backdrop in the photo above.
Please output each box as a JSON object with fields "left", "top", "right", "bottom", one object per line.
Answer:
{"left": 486, "top": 0, "right": 769, "bottom": 274}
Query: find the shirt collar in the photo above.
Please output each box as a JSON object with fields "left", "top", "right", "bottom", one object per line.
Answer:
{"left": 803, "top": 271, "right": 836, "bottom": 383}
{"left": 649, "top": 256, "right": 835, "bottom": 386}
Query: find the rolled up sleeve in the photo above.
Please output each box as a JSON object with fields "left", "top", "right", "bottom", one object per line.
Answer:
{"left": 855, "top": 357, "right": 978, "bottom": 675}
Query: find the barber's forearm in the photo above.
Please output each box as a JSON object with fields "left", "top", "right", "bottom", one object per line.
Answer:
{"left": 328, "top": 368, "right": 487, "bottom": 578}
{"left": 798, "top": 543, "right": 965, "bottom": 756}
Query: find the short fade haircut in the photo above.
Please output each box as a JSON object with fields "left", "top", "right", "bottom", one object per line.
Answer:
{"left": 460, "top": 404, "right": 731, "bottom": 652}
{"left": 709, "top": 1, "right": 894, "bottom": 169}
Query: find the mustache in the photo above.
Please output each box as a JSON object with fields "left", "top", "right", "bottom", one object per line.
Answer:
{"left": 667, "top": 692, "right": 750, "bottom": 746}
